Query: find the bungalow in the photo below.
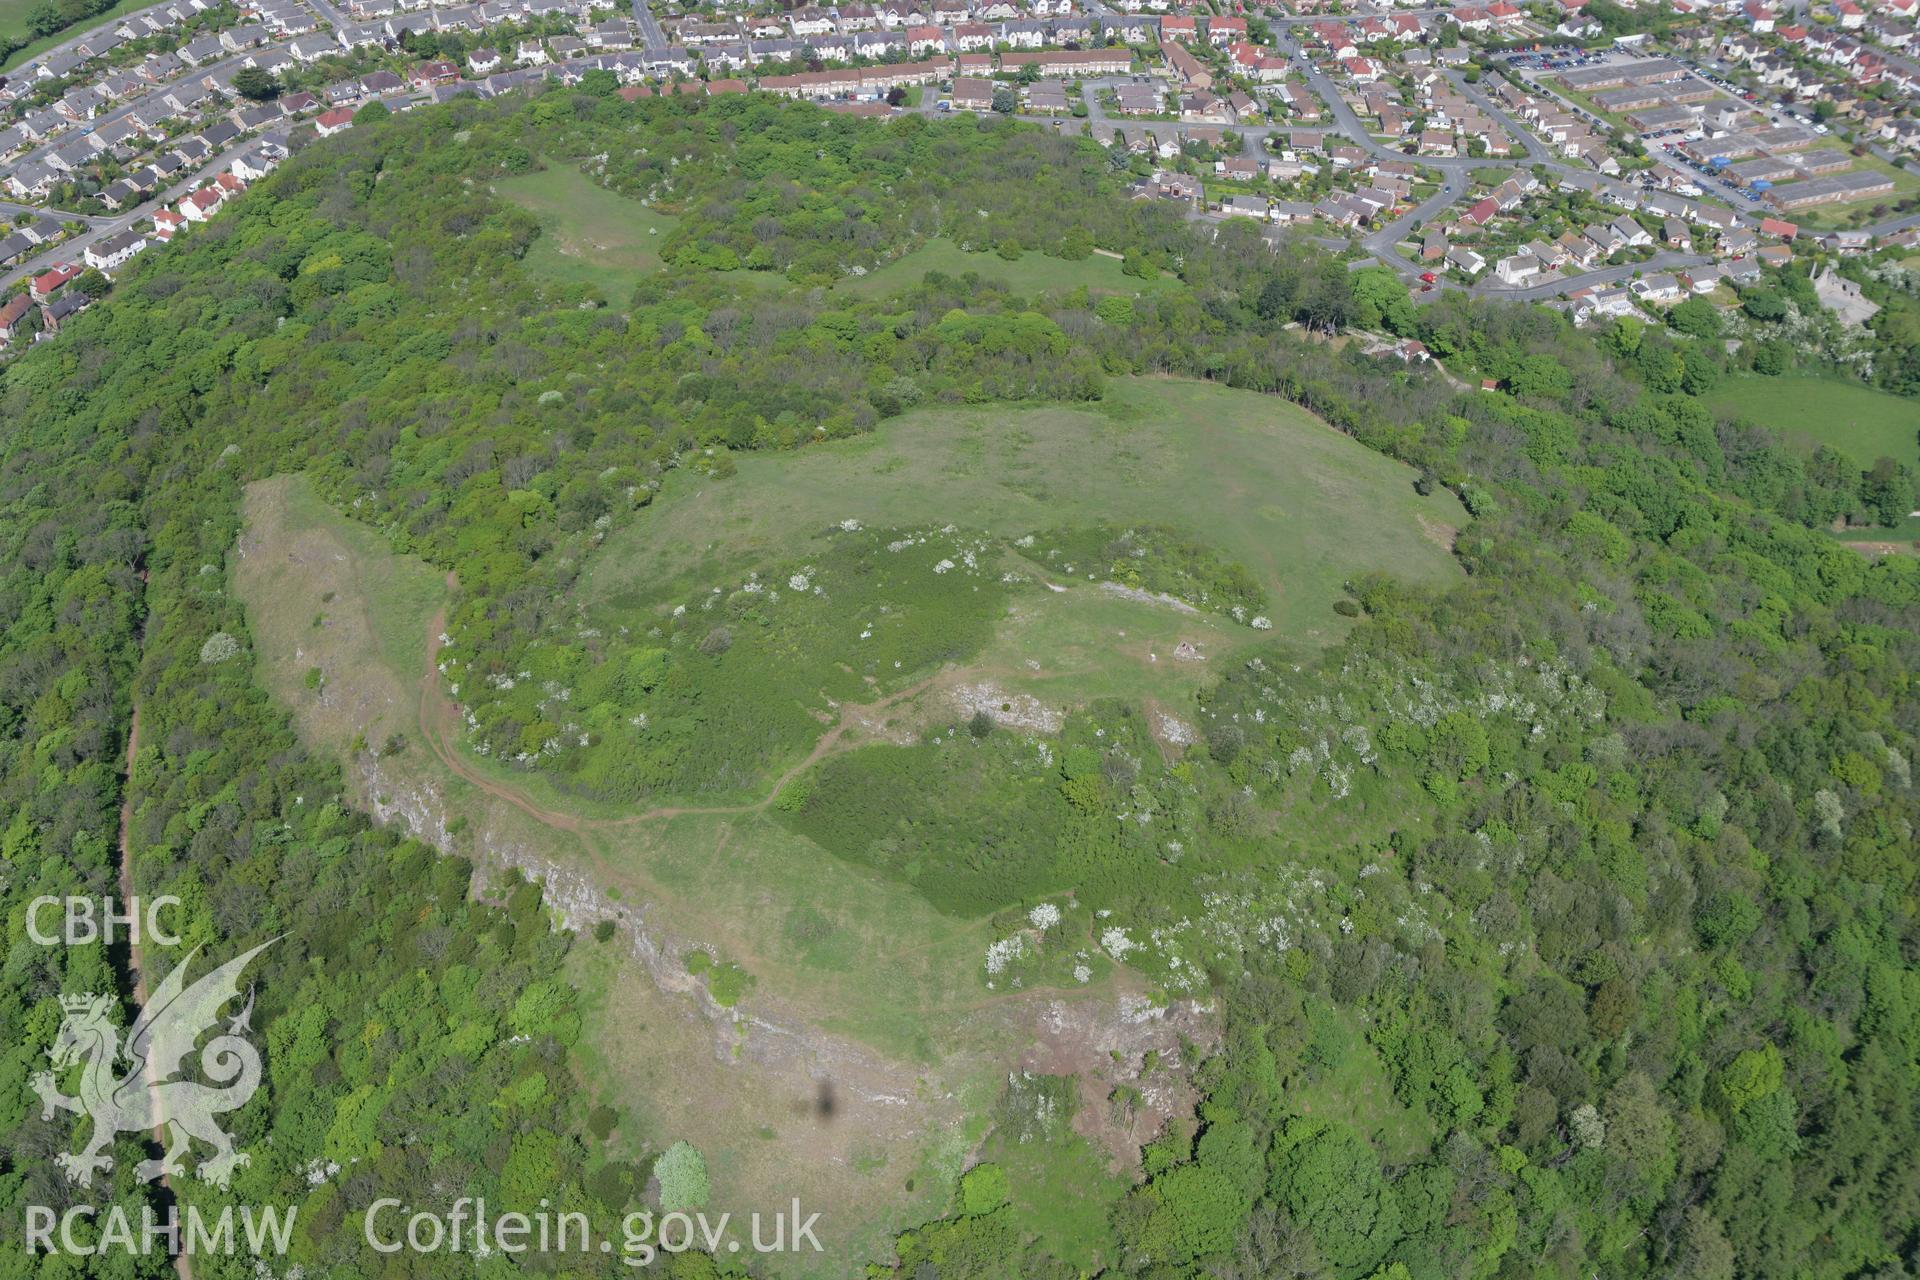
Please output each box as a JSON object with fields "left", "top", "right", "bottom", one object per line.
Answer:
{"left": 1461, "top": 197, "right": 1500, "bottom": 227}
{"left": 97, "top": 180, "right": 140, "bottom": 211}
{"left": 1680, "top": 264, "right": 1724, "bottom": 293}
{"left": 1584, "top": 223, "right": 1626, "bottom": 257}
{"left": 1630, "top": 273, "right": 1683, "bottom": 303}
{"left": 178, "top": 35, "right": 227, "bottom": 65}
{"left": 1181, "top": 91, "right": 1231, "bottom": 123}
{"left": 1446, "top": 245, "right": 1486, "bottom": 275}
{"left": 1610, "top": 215, "right": 1653, "bottom": 248}
{"left": 410, "top": 59, "right": 459, "bottom": 86}
{"left": 1528, "top": 239, "right": 1568, "bottom": 269}
{"left": 290, "top": 33, "right": 339, "bottom": 61}
{"left": 1557, "top": 230, "right": 1597, "bottom": 266}
{"left": 1572, "top": 286, "right": 1635, "bottom": 324}
{"left": 315, "top": 107, "right": 356, "bottom": 136}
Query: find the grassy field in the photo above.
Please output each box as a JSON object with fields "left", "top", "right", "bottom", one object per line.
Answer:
{"left": 1708, "top": 374, "right": 1918, "bottom": 470}
{"left": 584, "top": 377, "right": 1464, "bottom": 655}
{"left": 835, "top": 237, "right": 1183, "bottom": 299}
{"left": 233, "top": 474, "right": 1183, "bottom": 1277}
{"left": 1, "top": 0, "right": 153, "bottom": 72}
{"left": 495, "top": 162, "right": 678, "bottom": 300}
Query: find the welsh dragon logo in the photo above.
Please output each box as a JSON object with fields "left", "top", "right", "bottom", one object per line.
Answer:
{"left": 34, "top": 939, "right": 276, "bottom": 1191}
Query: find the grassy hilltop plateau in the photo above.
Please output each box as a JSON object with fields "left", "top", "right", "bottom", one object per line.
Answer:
{"left": 3, "top": 90, "right": 1919, "bottom": 1280}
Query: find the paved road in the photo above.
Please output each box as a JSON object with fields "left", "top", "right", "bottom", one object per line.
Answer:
{"left": 300, "top": 0, "right": 350, "bottom": 30}
{"left": 2, "top": 198, "right": 107, "bottom": 224}
{"left": 1442, "top": 67, "right": 1555, "bottom": 165}
{"left": 1473, "top": 251, "right": 1711, "bottom": 300}
{"left": 1363, "top": 167, "right": 1462, "bottom": 263}
{"left": 632, "top": 0, "right": 667, "bottom": 52}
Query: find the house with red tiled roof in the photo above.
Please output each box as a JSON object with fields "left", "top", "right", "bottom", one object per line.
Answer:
{"left": 180, "top": 185, "right": 226, "bottom": 223}
{"left": 1461, "top": 196, "right": 1500, "bottom": 226}
{"left": 315, "top": 107, "right": 355, "bottom": 137}
{"left": 410, "top": 59, "right": 460, "bottom": 86}
{"left": 0, "top": 291, "right": 34, "bottom": 345}
{"left": 30, "top": 262, "right": 79, "bottom": 301}
{"left": 1206, "top": 15, "right": 1247, "bottom": 45}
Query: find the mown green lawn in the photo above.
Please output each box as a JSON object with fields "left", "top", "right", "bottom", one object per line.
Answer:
{"left": 1708, "top": 374, "right": 1918, "bottom": 470}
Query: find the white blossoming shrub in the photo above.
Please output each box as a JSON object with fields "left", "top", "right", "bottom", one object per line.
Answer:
{"left": 199, "top": 632, "right": 240, "bottom": 664}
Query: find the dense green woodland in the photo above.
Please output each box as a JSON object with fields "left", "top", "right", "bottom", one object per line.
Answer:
{"left": 0, "top": 88, "right": 1916, "bottom": 1279}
